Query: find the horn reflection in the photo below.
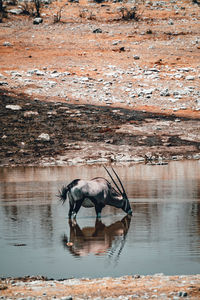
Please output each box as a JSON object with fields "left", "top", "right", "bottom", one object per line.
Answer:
{"left": 62, "top": 216, "right": 131, "bottom": 259}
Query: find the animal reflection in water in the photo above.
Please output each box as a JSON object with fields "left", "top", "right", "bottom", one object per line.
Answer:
{"left": 59, "top": 166, "right": 132, "bottom": 219}
{"left": 62, "top": 215, "right": 131, "bottom": 259}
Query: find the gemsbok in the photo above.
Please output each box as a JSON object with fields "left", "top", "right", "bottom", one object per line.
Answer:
{"left": 59, "top": 166, "right": 132, "bottom": 218}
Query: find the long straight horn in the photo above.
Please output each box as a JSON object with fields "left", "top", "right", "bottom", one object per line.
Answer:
{"left": 103, "top": 166, "right": 123, "bottom": 195}
{"left": 111, "top": 167, "right": 128, "bottom": 198}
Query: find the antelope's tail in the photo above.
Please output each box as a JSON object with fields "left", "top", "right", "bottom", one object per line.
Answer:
{"left": 58, "top": 179, "right": 80, "bottom": 204}
{"left": 58, "top": 186, "right": 69, "bottom": 204}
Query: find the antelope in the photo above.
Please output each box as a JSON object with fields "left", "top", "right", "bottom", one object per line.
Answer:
{"left": 58, "top": 166, "right": 132, "bottom": 219}
{"left": 62, "top": 215, "right": 131, "bottom": 257}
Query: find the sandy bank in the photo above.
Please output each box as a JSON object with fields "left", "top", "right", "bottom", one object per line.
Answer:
{"left": 1, "top": 274, "right": 200, "bottom": 299}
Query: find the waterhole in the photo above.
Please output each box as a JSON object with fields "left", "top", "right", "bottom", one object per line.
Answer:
{"left": 0, "top": 160, "right": 199, "bottom": 279}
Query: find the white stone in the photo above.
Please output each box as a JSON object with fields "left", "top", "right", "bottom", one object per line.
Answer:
{"left": 186, "top": 75, "right": 195, "bottom": 80}
{"left": 38, "top": 133, "right": 50, "bottom": 141}
{"left": 3, "top": 41, "right": 12, "bottom": 46}
{"left": 8, "top": 8, "right": 23, "bottom": 15}
{"left": 24, "top": 111, "right": 39, "bottom": 117}
{"left": 6, "top": 105, "right": 21, "bottom": 110}
{"left": 35, "top": 70, "right": 45, "bottom": 76}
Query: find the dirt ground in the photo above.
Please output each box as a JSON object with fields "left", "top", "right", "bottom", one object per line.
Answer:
{"left": 0, "top": 0, "right": 200, "bottom": 166}
{"left": 1, "top": 274, "right": 200, "bottom": 299}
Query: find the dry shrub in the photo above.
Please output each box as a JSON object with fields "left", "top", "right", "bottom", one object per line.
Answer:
{"left": 53, "top": 4, "right": 66, "bottom": 23}
{"left": 79, "top": 9, "right": 96, "bottom": 20}
{"left": 0, "top": 0, "right": 8, "bottom": 22}
{"left": 20, "top": 0, "right": 43, "bottom": 17}
{"left": 118, "top": 6, "right": 138, "bottom": 21}
{"left": 21, "top": 0, "right": 35, "bottom": 16}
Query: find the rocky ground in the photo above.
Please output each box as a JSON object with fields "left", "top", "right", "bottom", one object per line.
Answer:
{"left": 1, "top": 274, "right": 200, "bottom": 299}
{"left": 0, "top": 0, "right": 200, "bottom": 166}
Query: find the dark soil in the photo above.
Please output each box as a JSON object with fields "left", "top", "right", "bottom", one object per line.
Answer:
{"left": 0, "top": 89, "right": 199, "bottom": 166}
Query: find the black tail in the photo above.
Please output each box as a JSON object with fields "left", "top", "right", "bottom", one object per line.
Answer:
{"left": 58, "top": 179, "right": 80, "bottom": 204}
{"left": 58, "top": 186, "right": 69, "bottom": 204}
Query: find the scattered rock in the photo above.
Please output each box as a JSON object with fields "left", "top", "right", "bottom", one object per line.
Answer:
{"left": 6, "top": 104, "right": 22, "bottom": 110}
{"left": 37, "top": 133, "right": 50, "bottom": 141}
{"left": 160, "top": 88, "right": 170, "bottom": 97}
{"left": 178, "top": 291, "right": 188, "bottom": 297}
{"left": 3, "top": 42, "right": 12, "bottom": 47}
{"left": 168, "top": 19, "right": 174, "bottom": 25}
{"left": 185, "top": 75, "right": 195, "bottom": 80}
{"left": 33, "top": 18, "right": 43, "bottom": 25}
{"left": 35, "top": 70, "right": 45, "bottom": 76}
{"left": 0, "top": 81, "right": 8, "bottom": 86}
{"left": 119, "top": 46, "right": 125, "bottom": 52}
{"left": 24, "top": 111, "right": 39, "bottom": 117}
{"left": 8, "top": 8, "right": 23, "bottom": 15}
{"left": 93, "top": 28, "right": 102, "bottom": 33}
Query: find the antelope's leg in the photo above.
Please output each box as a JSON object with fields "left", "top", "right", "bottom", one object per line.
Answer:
{"left": 95, "top": 203, "right": 104, "bottom": 219}
{"left": 68, "top": 203, "right": 74, "bottom": 219}
{"left": 68, "top": 193, "right": 74, "bottom": 219}
{"left": 73, "top": 199, "right": 83, "bottom": 218}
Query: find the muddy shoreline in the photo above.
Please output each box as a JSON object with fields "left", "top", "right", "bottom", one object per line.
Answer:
{"left": 1, "top": 274, "right": 200, "bottom": 299}
{"left": 0, "top": 89, "right": 199, "bottom": 167}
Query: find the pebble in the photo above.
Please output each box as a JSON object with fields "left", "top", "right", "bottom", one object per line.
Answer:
{"left": 160, "top": 88, "right": 170, "bottom": 96}
{"left": 93, "top": 28, "right": 102, "bottom": 33}
{"left": 24, "top": 111, "right": 39, "bottom": 117}
{"left": 35, "top": 70, "right": 45, "bottom": 76}
{"left": 178, "top": 291, "right": 188, "bottom": 297}
{"left": 168, "top": 19, "right": 174, "bottom": 25}
{"left": 3, "top": 41, "right": 12, "bottom": 46}
{"left": 185, "top": 75, "right": 195, "bottom": 80}
{"left": 33, "top": 17, "right": 43, "bottom": 25}
{"left": 0, "top": 81, "right": 8, "bottom": 86}
{"left": 37, "top": 133, "right": 50, "bottom": 141}
{"left": 8, "top": 8, "right": 23, "bottom": 15}
{"left": 6, "top": 104, "right": 22, "bottom": 110}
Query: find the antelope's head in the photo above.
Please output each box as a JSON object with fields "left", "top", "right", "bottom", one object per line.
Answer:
{"left": 104, "top": 166, "right": 132, "bottom": 216}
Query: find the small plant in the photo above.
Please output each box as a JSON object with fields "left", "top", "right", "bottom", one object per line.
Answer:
{"left": 20, "top": 0, "right": 42, "bottom": 17}
{"left": 8, "top": 0, "right": 18, "bottom": 5}
{"left": 21, "top": 0, "right": 35, "bottom": 16}
{"left": 79, "top": 9, "right": 96, "bottom": 20}
{"left": 53, "top": 4, "right": 65, "bottom": 23}
{"left": 88, "top": 11, "right": 96, "bottom": 20}
{"left": 118, "top": 6, "right": 138, "bottom": 21}
{"left": 34, "top": 0, "right": 41, "bottom": 17}
{"left": 79, "top": 9, "right": 86, "bottom": 18}
{"left": 0, "top": 0, "right": 7, "bottom": 22}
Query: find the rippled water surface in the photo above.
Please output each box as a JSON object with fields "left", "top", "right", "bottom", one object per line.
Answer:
{"left": 0, "top": 161, "right": 200, "bottom": 279}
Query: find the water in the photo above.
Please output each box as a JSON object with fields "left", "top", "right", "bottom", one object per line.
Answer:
{"left": 0, "top": 161, "right": 200, "bottom": 279}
